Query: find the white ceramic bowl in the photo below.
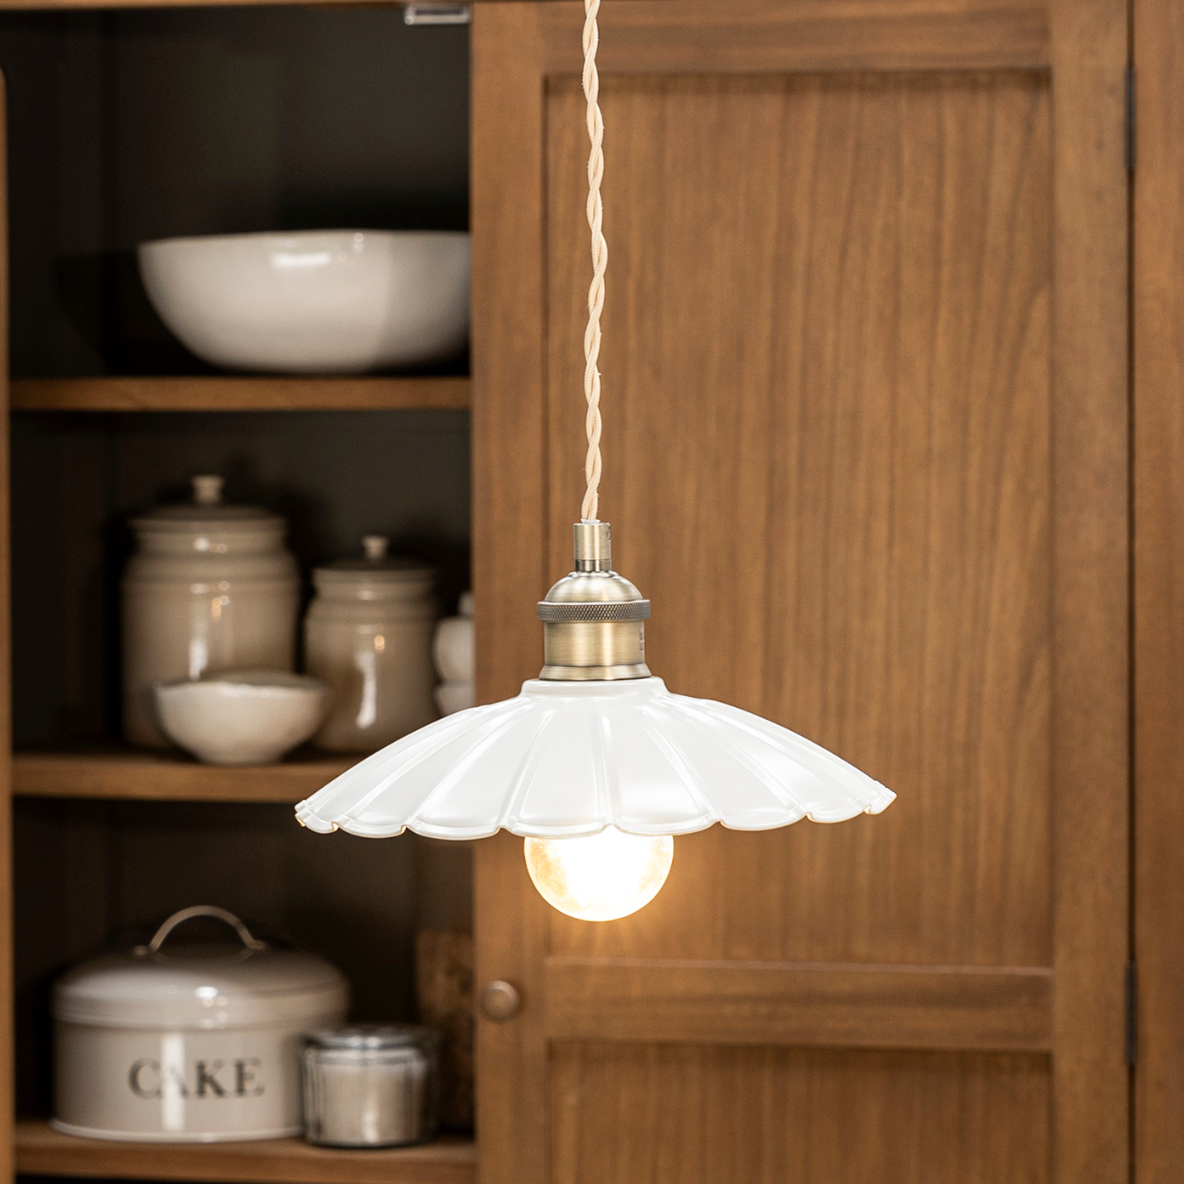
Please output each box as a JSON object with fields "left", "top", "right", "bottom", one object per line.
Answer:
{"left": 138, "top": 231, "right": 471, "bottom": 374}
{"left": 155, "top": 671, "right": 331, "bottom": 765}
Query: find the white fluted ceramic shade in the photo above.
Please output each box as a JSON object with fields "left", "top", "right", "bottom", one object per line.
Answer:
{"left": 295, "top": 677, "right": 894, "bottom": 841}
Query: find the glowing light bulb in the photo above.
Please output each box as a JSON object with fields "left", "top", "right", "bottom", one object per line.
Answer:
{"left": 523, "top": 827, "right": 674, "bottom": 921}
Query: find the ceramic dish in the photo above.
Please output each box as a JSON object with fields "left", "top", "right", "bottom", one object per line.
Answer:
{"left": 138, "top": 231, "right": 470, "bottom": 374}
{"left": 155, "top": 671, "right": 330, "bottom": 765}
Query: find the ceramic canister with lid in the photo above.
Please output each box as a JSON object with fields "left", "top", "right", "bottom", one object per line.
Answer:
{"left": 123, "top": 476, "right": 299, "bottom": 747}
{"left": 304, "top": 536, "right": 437, "bottom": 752}
{"left": 53, "top": 906, "right": 349, "bottom": 1143}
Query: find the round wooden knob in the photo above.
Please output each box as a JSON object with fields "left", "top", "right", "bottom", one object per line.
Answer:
{"left": 481, "top": 980, "right": 521, "bottom": 1022}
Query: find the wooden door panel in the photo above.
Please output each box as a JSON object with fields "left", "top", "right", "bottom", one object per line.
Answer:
{"left": 545, "top": 71, "right": 1053, "bottom": 971}
{"left": 551, "top": 1044, "right": 1051, "bottom": 1184}
{"left": 547, "top": 821, "right": 1048, "bottom": 967}
{"left": 544, "top": 957, "right": 1053, "bottom": 1051}
{"left": 534, "top": 2, "right": 1050, "bottom": 73}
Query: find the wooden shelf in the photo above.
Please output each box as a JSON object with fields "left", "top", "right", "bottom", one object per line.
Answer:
{"left": 14, "top": 1121, "right": 476, "bottom": 1184}
{"left": 10, "top": 377, "right": 470, "bottom": 413}
{"left": 13, "top": 750, "right": 354, "bottom": 803}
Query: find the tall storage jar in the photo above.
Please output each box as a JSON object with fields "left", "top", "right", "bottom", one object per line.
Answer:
{"left": 53, "top": 906, "right": 349, "bottom": 1143}
{"left": 305, "top": 536, "right": 437, "bottom": 752}
{"left": 123, "top": 476, "right": 299, "bottom": 746}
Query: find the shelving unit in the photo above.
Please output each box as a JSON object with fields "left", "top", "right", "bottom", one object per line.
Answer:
{"left": 14, "top": 1121, "right": 476, "bottom": 1184}
{"left": 2, "top": 6, "right": 477, "bottom": 1177}
{"left": 11, "top": 377, "right": 471, "bottom": 414}
{"left": 12, "top": 751, "right": 354, "bottom": 803}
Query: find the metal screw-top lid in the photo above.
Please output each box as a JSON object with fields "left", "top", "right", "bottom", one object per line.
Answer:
{"left": 537, "top": 522, "right": 651, "bottom": 682}
{"left": 304, "top": 1024, "right": 441, "bottom": 1053}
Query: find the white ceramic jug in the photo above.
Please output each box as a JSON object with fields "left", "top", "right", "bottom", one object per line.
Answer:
{"left": 305, "top": 537, "right": 437, "bottom": 753}
{"left": 122, "top": 476, "right": 299, "bottom": 747}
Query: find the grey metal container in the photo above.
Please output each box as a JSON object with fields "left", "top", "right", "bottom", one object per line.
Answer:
{"left": 53, "top": 906, "right": 348, "bottom": 1143}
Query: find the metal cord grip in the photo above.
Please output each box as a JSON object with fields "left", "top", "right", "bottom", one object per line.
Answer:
{"left": 574, "top": 521, "right": 612, "bottom": 572}
{"left": 537, "top": 522, "right": 652, "bottom": 681}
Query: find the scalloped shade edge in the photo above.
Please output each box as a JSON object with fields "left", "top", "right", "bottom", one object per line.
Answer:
{"left": 295, "top": 678, "right": 894, "bottom": 841}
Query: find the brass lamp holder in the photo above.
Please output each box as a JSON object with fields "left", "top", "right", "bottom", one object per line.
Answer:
{"left": 537, "top": 522, "right": 651, "bottom": 681}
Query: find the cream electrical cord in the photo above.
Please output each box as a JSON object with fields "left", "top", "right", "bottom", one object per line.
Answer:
{"left": 295, "top": 0, "right": 895, "bottom": 931}
{"left": 581, "top": 0, "right": 607, "bottom": 524}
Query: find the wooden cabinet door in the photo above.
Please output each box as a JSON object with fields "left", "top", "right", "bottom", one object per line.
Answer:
{"left": 471, "top": 3, "right": 1129, "bottom": 1182}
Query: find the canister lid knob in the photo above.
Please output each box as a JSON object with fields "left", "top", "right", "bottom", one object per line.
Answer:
{"left": 363, "top": 535, "right": 390, "bottom": 561}
{"left": 192, "top": 475, "right": 224, "bottom": 506}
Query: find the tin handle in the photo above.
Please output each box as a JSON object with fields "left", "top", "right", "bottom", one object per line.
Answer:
{"left": 146, "top": 906, "right": 266, "bottom": 954}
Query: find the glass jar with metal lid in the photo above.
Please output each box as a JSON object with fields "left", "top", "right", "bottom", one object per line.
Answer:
{"left": 304, "top": 536, "right": 437, "bottom": 752}
{"left": 301, "top": 1025, "right": 440, "bottom": 1147}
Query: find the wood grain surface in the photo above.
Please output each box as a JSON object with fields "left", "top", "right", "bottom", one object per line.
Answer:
{"left": 1133, "top": 0, "right": 1184, "bottom": 1179}
{"left": 470, "top": 11, "right": 551, "bottom": 1184}
{"left": 545, "top": 958, "right": 1054, "bottom": 1051}
{"left": 549, "top": 1043, "right": 1050, "bottom": 1184}
{"left": 10, "top": 377, "right": 471, "bottom": 413}
{"left": 547, "top": 70, "right": 1054, "bottom": 969}
{"left": 472, "top": 2, "right": 549, "bottom": 705}
{"left": 12, "top": 751, "right": 352, "bottom": 803}
{"left": 14, "top": 1123, "right": 475, "bottom": 1184}
{"left": 538, "top": 0, "right": 1049, "bottom": 74}
{"left": 1047, "top": 1, "right": 1130, "bottom": 1180}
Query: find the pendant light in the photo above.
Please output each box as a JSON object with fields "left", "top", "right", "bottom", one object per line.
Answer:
{"left": 295, "top": 0, "right": 895, "bottom": 921}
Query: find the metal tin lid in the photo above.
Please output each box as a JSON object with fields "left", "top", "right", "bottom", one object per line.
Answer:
{"left": 304, "top": 1024, "right": 441, "bottom": 1052}
{"left": 131, "top": 476, "right": 285, "bottom": 535}
{"left": 313, "top": 537, "right": 434, "bottom": 591}
{"left": 54, "top": 907, "right": 348, "bottom": 1030}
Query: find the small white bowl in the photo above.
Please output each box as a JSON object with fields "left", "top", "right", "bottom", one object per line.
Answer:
{"left": 138, "top": 231, "right": 470, "bottom": 374}
{"left": 155, "top": 671, "right": 331, "bottom": 766}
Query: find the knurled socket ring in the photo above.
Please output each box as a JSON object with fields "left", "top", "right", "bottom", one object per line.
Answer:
{"left": 536, "top": 600, "right": 652, "bottom": 623}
